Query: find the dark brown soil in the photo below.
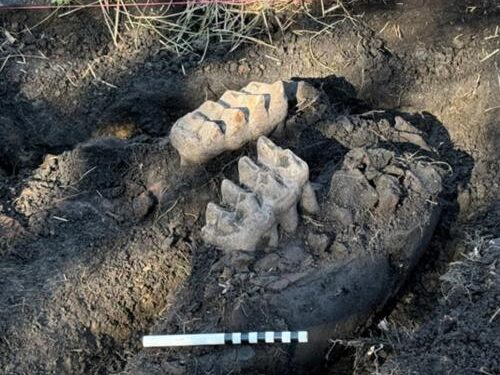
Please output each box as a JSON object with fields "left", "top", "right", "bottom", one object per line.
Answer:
{"left": 0, "top": 0, "right": 499, "bottom": 374}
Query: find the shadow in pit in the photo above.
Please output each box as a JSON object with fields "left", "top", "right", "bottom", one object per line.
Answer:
{"left": 0, "top": 75, "right": 199, "bottom": 175}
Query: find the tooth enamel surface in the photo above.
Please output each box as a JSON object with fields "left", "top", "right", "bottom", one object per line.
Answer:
{"left": 238, "top": 157, "right": 298, "bottom": 219}
{"left": 201, "top": 136, "right": 318, "bottom": 251}
{"left": 256, "top": 137, "right": 309, "bottom": 187}
{"left": 201, "top": 190, "right": 275, "bottom": 252}
{"left": 170, "top": 81, "right": 288, "bottom": 166}
{"left": 242, "top": 81, "right": 287, "bottom": 127}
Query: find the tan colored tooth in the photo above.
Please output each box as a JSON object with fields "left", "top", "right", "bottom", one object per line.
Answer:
{"left": 201, "top": 193, "right": 275, "bottom": 252}
{"left": 220, "top": 91, "right": 270, "bottom": 137}
{"left": 257, "top": 137, "right": 309, "bottom": 186}
{"left": 204, "top": 203, "right": 230, "bottom": 228}
{"left": 202, "top": 136, "right": 317, "bottom": 251}
{"left": 169, "top": 81, "right": 288, "bottom": 165}
{"left": 221, "top": 179, "right": 247, "bottom": 207}
{"left": 255, "top": 133, "right": 278, "bottom": 163}
{"left": 237, "top": 156, "right": 260, "bottom": 186}
{"left": 242, "top": 81, "right": 287, "bottom": 128}
{"left": 170, "top": 113, "right": 225, "bottom": 166}
{"left": 202, "top": 137, "right": 317, "bottom": 250}
{"left": 257, "top": 137, "right": 317, "bottom": 214}
{"left": 238, "top": 160, "right": 298, "bottom": 224}
{"left": 197, "top": 100, "right": 226, "bottom": 120}
{"left": 236, "top": 193, "right": 263, "bottom": 217}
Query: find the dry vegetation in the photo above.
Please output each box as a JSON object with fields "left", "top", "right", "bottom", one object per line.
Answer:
{"left": 53, "top": 0, "right": 357, "bottom": 56}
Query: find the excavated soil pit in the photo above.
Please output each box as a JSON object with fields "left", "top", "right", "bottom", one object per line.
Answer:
{"left": 1, "top": 1, "right": 499, "bottom": 374}
{"left": 0, "top": 80, "right": 465, "bottom": 374}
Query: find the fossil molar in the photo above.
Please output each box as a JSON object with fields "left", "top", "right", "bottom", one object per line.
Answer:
{"left": 201, "top": 136, "right": 318, "bottom": 251}
{"left": 169, "top": 81, "right": 288, "bottom": 166}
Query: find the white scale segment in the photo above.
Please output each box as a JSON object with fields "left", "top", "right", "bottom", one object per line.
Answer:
{"left": 143, "top": 331, "right": 308, "bottom": 347}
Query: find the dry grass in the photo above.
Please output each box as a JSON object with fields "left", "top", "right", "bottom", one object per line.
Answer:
{"left": 439, "top": 231, "right": 496, "bottom": 303}
{"left": 56, "top": 0, "right": 356, "bottom": 58}
{"left": 79, "top": 0, "right": 299, "bottom": 55}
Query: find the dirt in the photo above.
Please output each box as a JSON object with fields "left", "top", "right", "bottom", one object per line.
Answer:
{"left": 0, "top": 0, "right": 499, "bottom": 374}
{"left": 379, "top": 236, "right": 500, "bottom": 375}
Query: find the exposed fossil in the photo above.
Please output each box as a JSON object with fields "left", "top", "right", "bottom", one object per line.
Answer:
{"left": 202, "top": 136, "right": 318, "bottom": 251}
{"left": 201, "top": 181, "right": 277, "bottom": 252}
{"left": 169, "top": 81, "right": 288, "bottom": 166}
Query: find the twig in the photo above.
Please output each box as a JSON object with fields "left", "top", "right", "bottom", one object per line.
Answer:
{"left": 480, "top": 48, "right": 499, "bottom": 63}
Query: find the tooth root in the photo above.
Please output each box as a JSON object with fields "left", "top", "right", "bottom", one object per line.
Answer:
{"left": 266, "top": 224, "right": 279, "bottom": 247}
{"left": 301, "top": 182, "right": 319, "bottom": 214}
{"left": 279, "top": 206, "right": 299, "bottom": 233}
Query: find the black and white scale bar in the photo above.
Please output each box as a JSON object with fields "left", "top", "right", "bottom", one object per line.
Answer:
{"left": 142, "top": 331, "right": 308, "bottom": 347}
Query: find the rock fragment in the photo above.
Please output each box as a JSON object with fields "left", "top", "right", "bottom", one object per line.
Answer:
{"left": 375, "top": 174, "right": 401, "bottom": 216}
{"left": 306, "top": 232, "right": 330, "bottom": 256}
{"left": 329, "top": 168, "right": 379, "bottom": 212}
{"left": 328, "top": 147, "right": 443, "bottom": 223}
